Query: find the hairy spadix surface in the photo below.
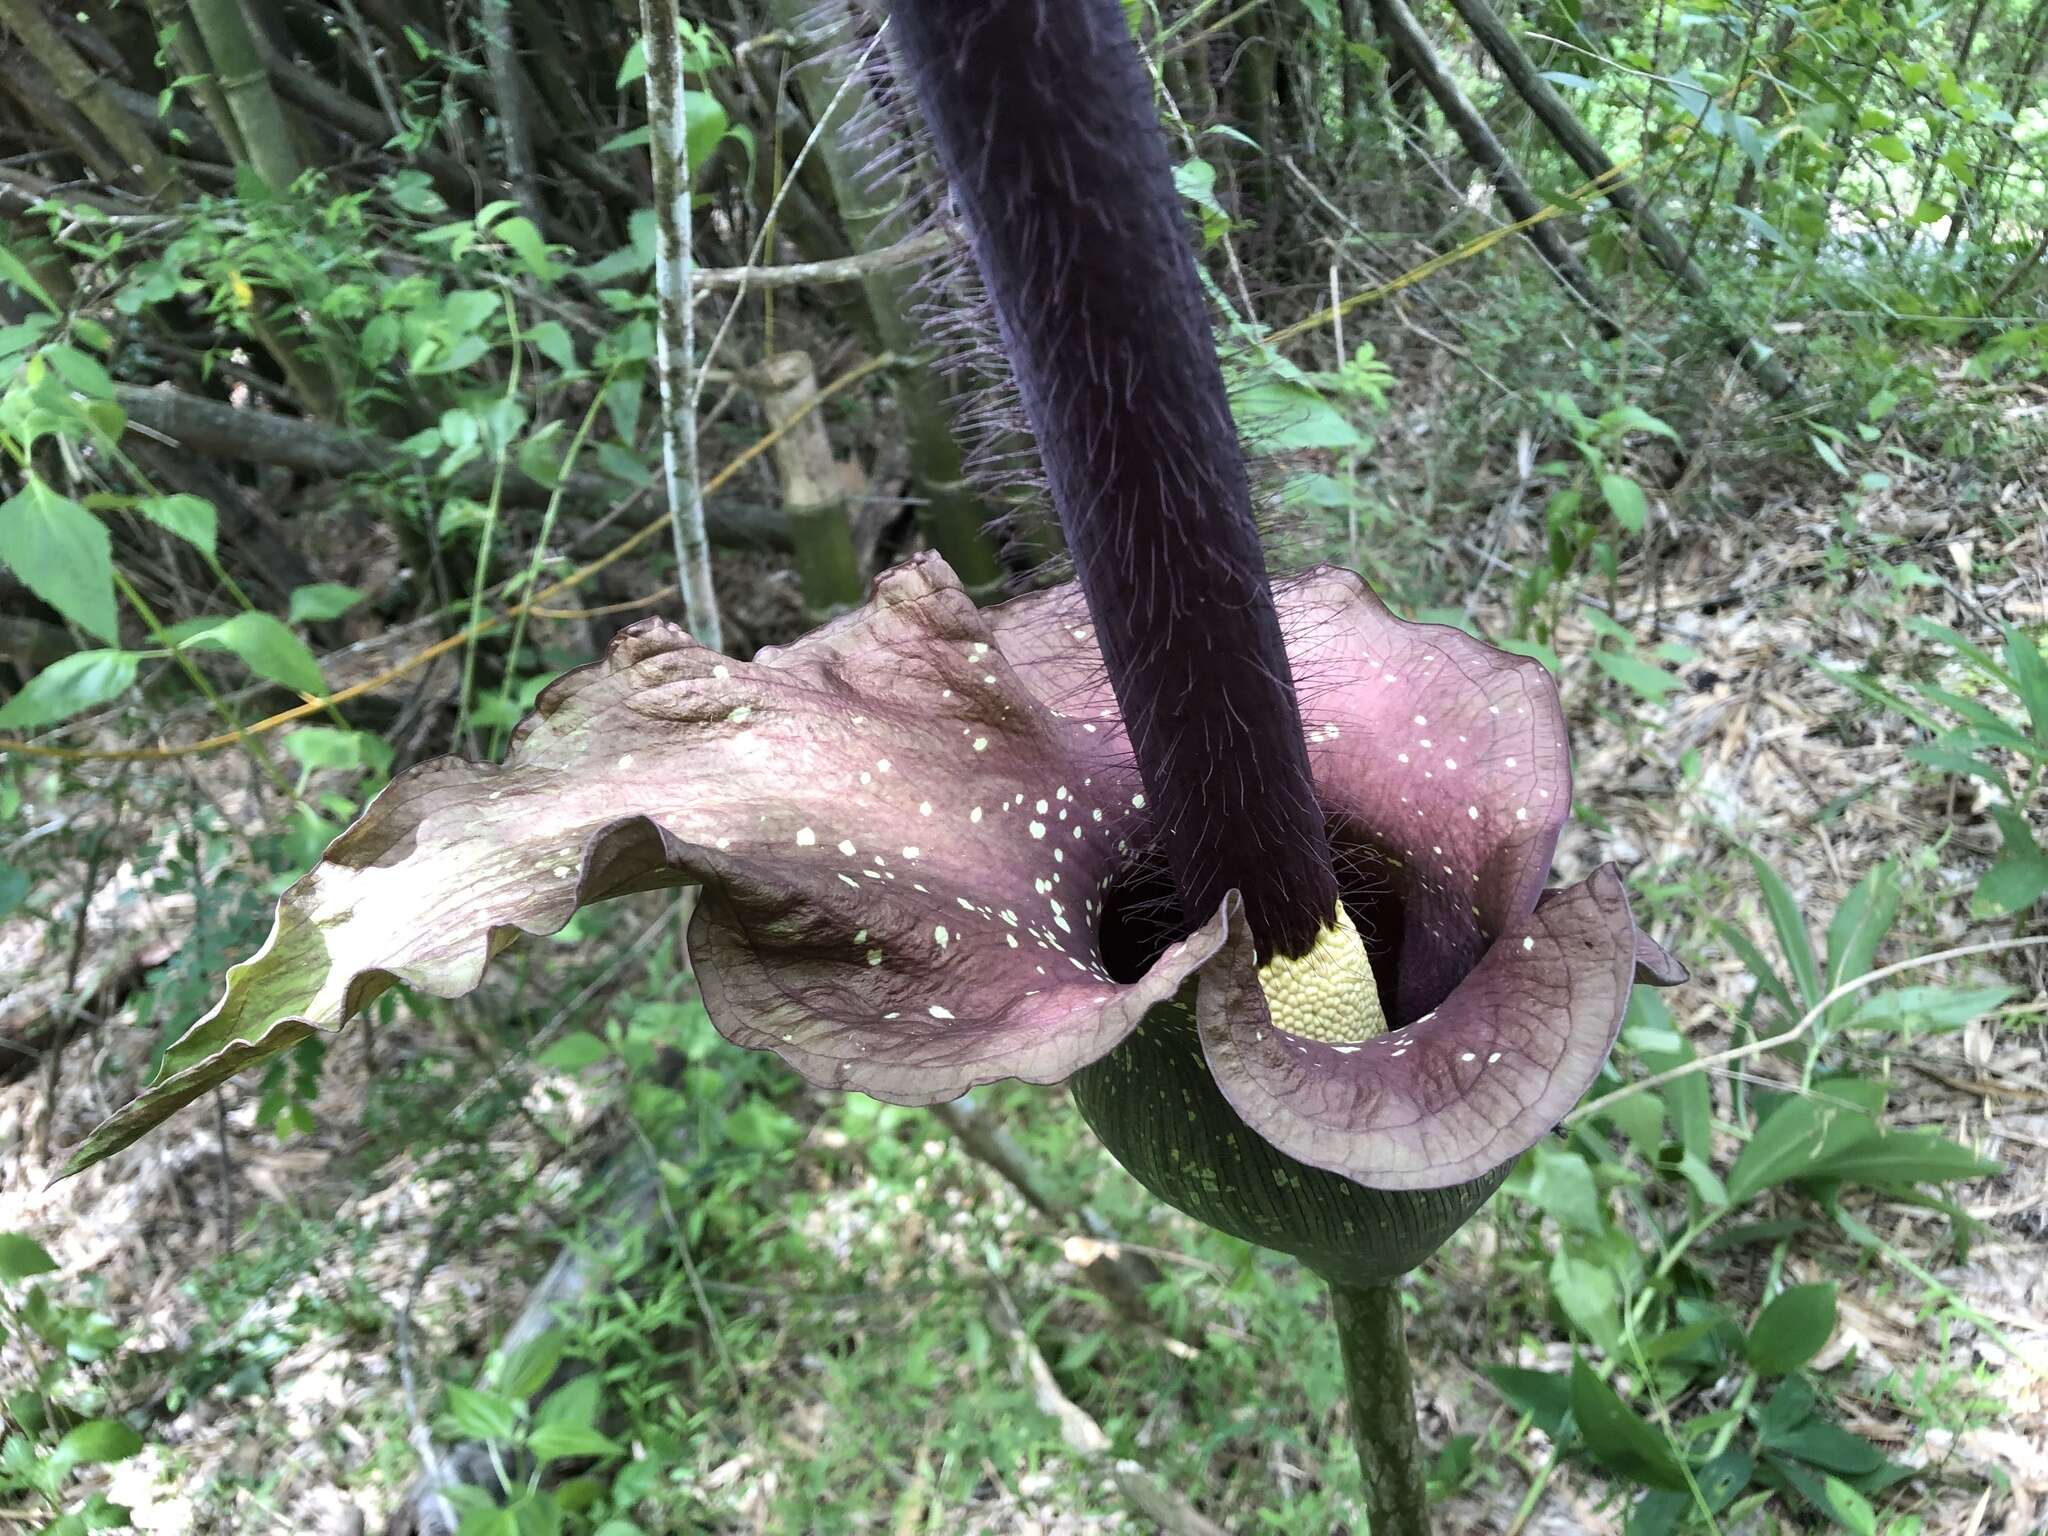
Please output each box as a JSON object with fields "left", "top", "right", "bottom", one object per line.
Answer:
{"left": 65, "top": 554, "right": 1678, "bottom": 1190}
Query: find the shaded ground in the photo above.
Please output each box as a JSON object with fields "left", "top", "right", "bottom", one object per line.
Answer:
{"left": 3, "top": 413, "right": 2045, "bottom": 1533}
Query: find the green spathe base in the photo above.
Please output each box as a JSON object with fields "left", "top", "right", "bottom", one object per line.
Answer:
{"left": 1071, "top": 995, "right": 1508, "bottom": 1286}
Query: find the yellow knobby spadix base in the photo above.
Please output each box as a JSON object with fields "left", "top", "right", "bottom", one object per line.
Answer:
{"left": 1255, "top": 906, "right": 1389, "bottom": 1044}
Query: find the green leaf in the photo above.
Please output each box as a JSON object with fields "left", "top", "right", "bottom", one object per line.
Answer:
{"left": 1569, "top": 1360, "right": 1690, "bottom": 1491}
{"left": 177, "top": 613, "right": 326, "bottom": 695}
{"left": 1232, "top": 377, "right": 1363, "bottom": 452}
{"left": 529, "top": 1423, "right": 623, "bottom": 1463}
{"left": 288, "top": 583, "right": 366, "bottom": 623}
{"left": 1824, "top": 860, "right": 1899, "bottom": 1023}
{"left": 525, "top": 321, "right": 577, "bottom": 374}
{"left": 1725, "top": 1083, "right": 1883, "bottom": 1205}
{"left": 494, "top": 216, "right": 561, "bottom": 281}
{"left": 1745, "top": 1283, "right": 1836, "bottom": 1375}
{"left": 1802, "top": 1128, "right": 2000, "bottom": 1189}
{"left": 0, "top": 479, "right": 119, "bottom": 643}
{"left": 495, "top": 1327, "right": 566, "bottom": 1401}
{"left": 535, "top": 1374, "right": 601, "bottom": 1431}
{"left": 1484, "top": 1366, "right": 1574, "bottom": 1440}
{"left": 1549, "top": 1248, "right": 1623, "bottom": 1353}
{"left": 444, "top": 1383, "right": 520, "bottom": 1442}
{"left": 1591, "top": 650, "right": 1685, "bottom": 701}
{"left": 536, "top": 1032, "right": 609, "bottom": 1072}
{"left": 54, "top": 1419, "right": 142, "bottom": 1467}
{"left": 0, "top": 238, "right": 61, "bottom": 313}
{"left": 1973, "top": 808, "right": 2048, "bottom": 918}
{"left": 0, "top": 1231, "right": 59, "bottom": 1280}
{"left": 682, "top": 90, "right": 729, "bottom": 173}
{"left": 46, "top": 344, "right": 115, "bottom": 401}
{"left": 1766, "top": 1417, "right": 1888, "bottom": 1475}
{"left": 1746, "top": 851, "right": 1822, "bottom": 1010}
{"left": 0, "top": 863, "right": 29, "bottom": 920}
{"left": 0, "top": 650, "right": 141, "bottom": 730}
{"left": 1527, "top": 1144, "right": 1605, "bottom": 1234}
{"left": 1842, "top": 982, "right": 2014, "bottom": 1037}
{"left": 132, "top": 494, "right": 216, "bottom": 558}
{"left": 1598, "top": 472, "right": 1648, "bottom": 532}
{"left": 2004, "top": 626, "right": 2048, "bottom": 740}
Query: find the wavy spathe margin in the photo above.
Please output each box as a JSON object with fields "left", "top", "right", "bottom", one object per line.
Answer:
{"left": 65, "top": 553, "right": 1682, "bottom": 1194}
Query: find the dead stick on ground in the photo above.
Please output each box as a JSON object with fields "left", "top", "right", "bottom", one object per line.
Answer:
{"left": 988, "top": 1279, "right": 1228, "bottom": 1536}
{"left": 930, "top": 1094, "right": 1198, "bottom": 1355}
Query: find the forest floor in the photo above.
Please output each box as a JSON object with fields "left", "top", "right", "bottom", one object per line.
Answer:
{"left": 2, "top": 381, "right": 2046, "bottom": 1534}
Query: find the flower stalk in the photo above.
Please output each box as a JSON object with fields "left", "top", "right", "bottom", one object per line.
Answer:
{"left": 1330, "top": 1280, "right": 1431, "bottom": 1536}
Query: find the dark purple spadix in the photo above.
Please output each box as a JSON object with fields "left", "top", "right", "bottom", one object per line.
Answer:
{"left": 886, "top": 0, "right": 1339, "bottom": 961}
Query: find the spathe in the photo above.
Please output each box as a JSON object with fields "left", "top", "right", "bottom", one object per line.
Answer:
{"left": 65, "top": 554, "right": 1679, "bottom": 1192}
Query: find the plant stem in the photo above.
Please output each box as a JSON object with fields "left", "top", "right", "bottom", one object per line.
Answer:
{"left": 1329, "top": 1279, "right": 1431, "bottom": 1535}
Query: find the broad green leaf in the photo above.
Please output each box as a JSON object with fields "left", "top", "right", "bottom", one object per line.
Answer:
{"left": 0, "top": 1231, "right": 58, "bottom": 1280}
{"left": 1725, "top": 1082, "right": 1883, "bottom": 1205}
{"left": 0, "top": 650, "right": 140, "bottom": 730}
{"left": 45, "top": 344, "right": 115, "bottom": 400}
{"left": 288, "top": 583, "right": 366, "bottom": 624}
{"left": 494, "top": 216, "right": 561, "bottom": 282}
{"left": 2004, "top": 625, "right": 2048, "bottom": 740}
{"left": 0, "top": 238, "right": 61, "bottom": 312}
{"left": 1569, "top": 1360, "right": 1690, "bottom": 1491}
{"left": 444, "top": 1383, "right": 520, "bottom": 1442}
{"left": 0, "top": 479, "right": 118, "bottom": 643}
{"left": 0, "top": 863, "right": 30, "bottom": 920}
{"left": 1232, "top": 378, "right": 1363, "bottom": 452}
{"left": 132, "top": 494, "right": 216, "bottom": 558}
{"left": 536, "top": 1032, "right": 609, "bottom": 1072}
{"left": 1598, "top": 472, "right": 1648, "bottom": 532}
{"left": 496, "top": 1327, "right": 566, "bottom": 1400}
{"left": 1801, "top": 1128, "right": 2000, "bottom": 1189}
{"left": 529, "top": 1423, "right": 623, "bottom": 1463}
{"left": 1843, "top": 982, "right": 2013, "bottom": 1036}
{"left": 1591, "top": 651, "right": 1684, "bottom": 701}
{"left": 1765, "top": 1417, "right": 1887, "bottom": 1475}
{"left": 1528, "top": 1144, "right": 1604, "bottom": 1234}
{"left": 1824, "top": 860, "right": 1899, "bottom": 1024}
{"left": 284, "top": 726, "right": 392, "bottom": 777}
{"left": 1484, "top": 1366, "right": 1573, "bottom": 1440}
{"left": 1550, "top": 1249, "right": 1623, "bottom": 1354}
{"left": 1973, "top": 809, "right": 2048, "bottom": 918}
{"left": 1745, "top": 1283, "right": 1836, "bottom": 1375}
{"left": 53, "top": 1419, "right": 142, "bottom": 1466}
{"left": 177, "top": 613, "right": 326, "bottom": 695}
{"left": 1746, "top": 851, "right": 1822, "bottom": 1011}
{"left": 536, "top": 1374, "right": 601, "bottom": 1430}
{"left": 1627, "top": 991, "right": 1709, "bottom": 1166}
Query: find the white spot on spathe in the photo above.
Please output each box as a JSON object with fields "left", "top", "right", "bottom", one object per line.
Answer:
{"left": 928, "top": 1005, "right": 953, "bottom": 1019}
{"left": 972, "top": 737, "right": 988, "bottom": 751}
{"left": 1036, "top": 799, "right": 1049, "bottom": 813}
{"left": 1461, "top": 1051, "right": 1476, "bottom": 1062}
{"left": 971, "top": 806, "right": 983, "bottom": 823}
{"left": 838, "top": 839, "right": 857, "bottom": 856}
{"left": 1398, "top": 753, "right": 1409, "bottom": 764}
{"left": 617, "top": 754, "right": 634, "bottom": 770}
{"left": 876, "top": 758, "right": 891, "bottom": 773}
{"left": 1414, "top": 713, "right": 1427, "bottom": 725}
{"left": 1488, "top": 1051, "right": 1503, "bottom": 1063}
{"left": 1445, "top": 758, "right": 1457, "bottom": 770}
{"left": 919, "top": 801, "right": 932, "bottom": 816}
{"left": 902, "top": 846, "right": 920, "bottom": 859}
{"left": 728, "top": 706, "right": 752, "bottom": 723}
{"left": 795, "top": 827, "right": 816, "bottom": 847}
{"left": 867, "top": 949, "right": 882, "bottom": 965}
{"left": 1090, "top": 808, "right": 1103, "bottom": 822}
{"left": 1516, "top": 807, "right": 1529, "bottom": 821}
{"left": 713, "top": 664, "right": 730, "bottom": 679}
{"left": 553, "top": 865, "right": 570, "bottom": 879}
{"left": 1131, "top": 794, "right": 1146, "bottom": 809}
{"left": 1522, "top": 935, "right": 1536, "bottom": 951}
{"left": 934, "top": 925, "right": 949, "bottom": 948}
{"left": 1468, "top": 806, "right": 1480, "bottom": 819}
{"left": 1029, "top": 821, "right": 1047, "bottom": 839}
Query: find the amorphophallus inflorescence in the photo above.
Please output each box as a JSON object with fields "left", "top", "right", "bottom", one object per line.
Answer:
{"left": 65, "top": 0, "right": 1681, "bottom": 1526}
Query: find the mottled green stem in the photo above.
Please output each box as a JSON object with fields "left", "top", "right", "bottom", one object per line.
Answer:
{"left": 1329, "top": 1280, "right": 1431, "bottom": 1535}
